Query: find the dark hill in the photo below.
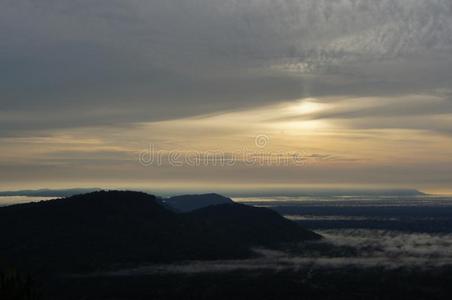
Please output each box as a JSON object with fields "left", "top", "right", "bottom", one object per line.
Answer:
{"left": 0, "top": 191, "right": 320, "bottom": 273}
{"left": 1, "top": 190, "right": 171, "bottom": 218}
{"left": 163, "top": 193, "right": 234, "bottom": 212}
{"left": 188, "top": 203, "right": 321, "bottom": 245}
{"left": 0, "top": 191, "right": 181, "bottom": 272}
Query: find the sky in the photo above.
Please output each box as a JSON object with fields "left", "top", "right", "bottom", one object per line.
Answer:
{"left": 1, "top": 0, "right": 452, "bottom": 193}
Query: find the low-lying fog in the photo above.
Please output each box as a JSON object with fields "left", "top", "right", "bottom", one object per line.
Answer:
{"left": 93, "top": 230, "right": 452, "bottom": 276}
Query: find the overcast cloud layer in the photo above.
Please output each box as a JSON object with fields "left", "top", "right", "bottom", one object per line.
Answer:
{"left": 2, "top": 0, "right": 452, "bottom": 135}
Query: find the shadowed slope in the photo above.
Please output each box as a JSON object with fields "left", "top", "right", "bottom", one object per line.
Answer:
{"left": 187, "top": 203, "right": 322, "bottom": 246}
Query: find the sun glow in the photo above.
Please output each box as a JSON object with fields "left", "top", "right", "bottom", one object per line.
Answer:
{"left": 289, "top": 99, "right": 326, "bottom": 115}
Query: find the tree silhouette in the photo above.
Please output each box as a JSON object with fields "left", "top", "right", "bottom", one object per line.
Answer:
{"left": 0, "top": 269, "right": 42, "bottom": 300}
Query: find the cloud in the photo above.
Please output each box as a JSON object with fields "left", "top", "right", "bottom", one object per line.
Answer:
{"left": 269, "top": 94, "right": 452, "bottom": 136}
{"left": 2, "top": 0, "right": 452, "bottom": 136}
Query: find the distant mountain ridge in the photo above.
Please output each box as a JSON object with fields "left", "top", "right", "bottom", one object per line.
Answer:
{"left": 0, "top": 188, "right": 100, "bottom": 197}
{"left": 230, "top": 188, "right": 426, "bottom": 197}
{"left": 161, "top": 193, "right": 234, "bottom": 212}
{"left": 0, "top": 188, "right": 426, "bottom": 199}
{"left": 0, "top": 191, "right": 320, "bottom": 273}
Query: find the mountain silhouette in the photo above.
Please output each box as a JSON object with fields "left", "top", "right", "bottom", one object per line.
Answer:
{"left": 0, "top": 191, "right": 320, "bottom": 273}
{"left": 162, "top": 193, "right": 234, "bottom": 212}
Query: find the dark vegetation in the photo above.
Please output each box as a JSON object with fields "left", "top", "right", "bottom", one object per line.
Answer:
{"left": 0, "top": 269, "right": 42, "bottom": 300}
{"left": 3, "top": 191, "right": 452, "bottom": 299}
{"left": 0, "top": 191, "right": 320, "bottom": 273}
